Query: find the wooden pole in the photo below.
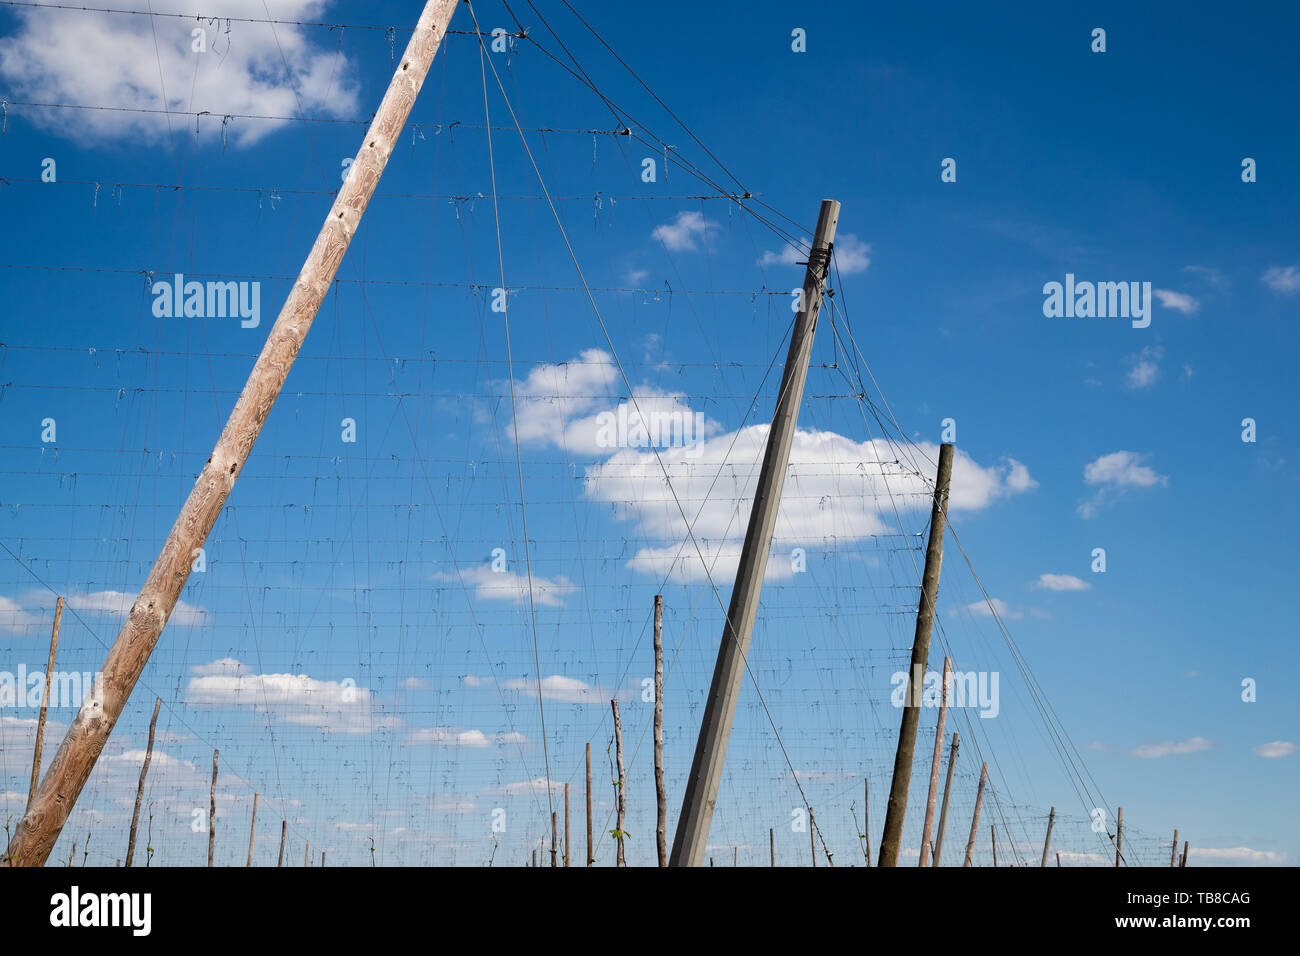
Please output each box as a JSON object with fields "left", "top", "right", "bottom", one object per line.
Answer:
{"left": 770, "top": 827, "right": 775, "bottom": 867}
{"left": 733, "top": 846, "right": 737, "bottom": 867}
{"left": 3, "top": 0, "right": 461, "bottom": 868}
{"left": 653, "top": 594, "right": 667, "bottom": 867}
{"left": 932, "top": 731, "right": 959, "bottom": 867}
{"left": 918, "top": 655, "right": 952, "bottom": 866}
{"left": 550, "top": 810, "right": 557, "bottom": 867}
{"left": 962, "top": 761, "right": 987, "bottom": 867}
{"left": 320, "top": 850, "right": 325, "bottom": 867}
{"left": 305, "top": 840, "right": 309, "bottom": 868}
{"left": 1040, "top": 806, "right": 1056, "bottom": 867}
{"left": 1115, "top": 806, "right": 1123, "bottom": 867}
{"left": 531, "top": 847, "right": 536, "bottom": 868}
{"left": 207, "top": 749, "right": 218, "bottom": 867}
{"left": 863, "top": 777, "right": 871, "bottom": 866}
{"left": 246, "top": 792, "right": 259, "bottom": 867}
{"left": 991, "top": 824, "right": 997, "bottom": 867}
{"left": 27, "top": 596, "right": 62, "bottom": 807}
{"left": 1180, "top": 841, "right": 1188, "bottom": 867}
{"left": 1171, "top": 829, "right": 1178, "bottom": 867}
{"left": 612, "top": 698, "right": 626, "bottom": 866}
{"left": 809, "top": 808, "right": 817, "bottom": 867}
{"left": 124, "top": 695, "right": 160, "bottom": 867}
{"left": 585, "top": 741, "right": 593, "bottom": 866}
{"left": 879, "top": 443, "right": 955, "bottom": 867}
{"left": 671, "top": 201, "right": 840, "bottom": 867}
{"left": 1056, "top": 852, "right": 1060, "bottom": 867}
{"left": 564, "top": 783, "right": 571, "bottom": 867}
{"left": 277, "top": 820, "right": 286, "bottom": 867}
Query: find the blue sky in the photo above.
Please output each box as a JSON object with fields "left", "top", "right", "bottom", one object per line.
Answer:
{"left": 0, "top": 0, "right": 1296, "bottom": 866}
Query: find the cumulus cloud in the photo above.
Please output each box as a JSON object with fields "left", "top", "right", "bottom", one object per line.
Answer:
{"left": 1131, "top": 737, "right": 1214, "bottom": 758}
{"left": 1153, "top": 289, "right": 1199, "bottom": 314}
{"left": 1078, "top": 451, "right": 1167, "bottom": 518}
{"left": 0, "top": 0, "right": 359, "bottom": 147}
{"left": 0, "top": 595, "right": 44, "bottom": 636}
{"left": 502, "top": 675, "right": 604, "bottom": 704}
{"left": 406, "top": 727, "right": 525, "bottom": 747}
{"left": 759, "top": 233, "right": 871, "bottom": 274}
{"left": 1261, "top": 265, "right": 1300, "bottom": 294}
{"left": 1190, "top": 846, "right": 1287, "bottom": 865}
{"left": 1033, "top": 573, "right": 1090, "bottom": 592}
{"left": 1124, "top": 345, "right": 1163, "bottom": 390}
{"left": 433, "top": 566, "right": 578, "bottom": 608}
{"left": 1253, "top": 741, "right": 1295, "bottom": 758}
{"left": 960, "top": 597, "right": 1023, "bottom": 621}
{"left": 652, "top": 210, "right": 718, "bottom": 251}
{"left": 185, "top": 658, "right": 392, "bottom": 734}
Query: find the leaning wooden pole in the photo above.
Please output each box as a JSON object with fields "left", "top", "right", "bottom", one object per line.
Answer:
{"left": 1180, "top": 841, "right": 1188, "bottom": 867}
{"left": 863, "top": 777, "right": 871, "bottom": 866}
{"left": 879, "top": 443, "right": 955, "bottom": 867}
{"left": 246, "top": 792, "right": 259, "bottom": 867}
{"left": 990, "top": 824, "right": 998, "bottom": 867}
{"left": 3, "top": 0, "right": 460, "bottom": 867}
{"left": 612, "top": 698, "right": 626, "bottom": 867}
{"left": 277, "top": 820, "right": 286, "bottom": 867}
{"left": 27, "top": 596, "right": 63, "bottom": 807}
{"left": 1171, "top": 829, "right": 1178, "bottom": 867}
{"left": 671, "top": 200, "right": 840, "bottom": 867}
{"left": 1040, "top": 806, "right": 1056, "bottom": 867}
{"left": 123, "top": 695, "right": 160, "bottom": 868}
{"left": 918, "top": 655, "right": 952, "bottom": 866}
{"left": 932, "top": 731, "right": 959, "bottom": 866}
{"left": 962, "top": 761, "right": 987, "bottom": 867}
{"left": 208, "top": 749, "right": 218, "bottom": 867}
{"left": 653, "top": 594, "right": 667, "bottom": 867}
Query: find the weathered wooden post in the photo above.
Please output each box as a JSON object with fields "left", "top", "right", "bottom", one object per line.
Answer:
{"left": 124, "top": 696, "right": 160, "bottom": 867}
{"left": 653, "top": 594, "right": 667, "bottom": 867}
{"left": 932, "top": 731, "right": 959, "bottom": 866}
{"left": 27, "top": 596, "right": 62, "bottom": 806}
{"left": 586, "top": 741, "right": 593, "bottom": 866}
{"left": 208, "top": 749, "right": 218, "bottom": 867}
{"left": 612, "top": 699, "right": 626, "bottom": 866}
{"left": 278, "top": 820, "right": 286, "bottom": 867}
{"left": 962, "top": 761, "right": 987, "bottom": 867}
{"left": 1115, "top": 806, "right": 1123, "bottom": 867}
{"left": 2, "top": 0, "right": 462, "bottom": 868}
{"left": 246, "top": 792, "right": 259, "bottom": 867}
{"left": 1040, "top": 806, "right": 1055, "bottom": 867}
{"left": 918, "top": 656, "right": 951, "bottom": 866}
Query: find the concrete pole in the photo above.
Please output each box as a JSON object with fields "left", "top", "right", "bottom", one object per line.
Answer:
{"left": 124, "top": 696, "right": 160, "bottom": 867}
{"left": 670, "top": 200, "right": 840, "bottom": 867}
{"left": 3, "top": 0, "right": 461, "bottom": 868}
{"left": 653, "top": 594, "right": 667, "bottom": 867}
{"left": 27, "top": 596, "right": 62, "bottom": 806}
{"left": 1115, "top": 806, "right": 1123, "bottom": 867}
{"left": 932, "top": 732, "right": 959, "bottom": 866}
{"left": 246, "top": 792, "right": 258, "bottom": 867}
{"left": 879, "top": 443, "right": 955, "bottom": 867}
{"left": 918, "top": 656, "right": 952, "bottom": 866}
{"left": 1040, "top": 806, "right": 1056, "bottom": 867}
{"left": 962, "top": 761, "right": 987, "bottom": 867}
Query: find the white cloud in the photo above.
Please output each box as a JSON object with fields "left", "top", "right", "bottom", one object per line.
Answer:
{"left": 1131, "top": 736, "right": 1214, "bottom": 758}
{"left": 66, "top": 589, "right": 210, "bottom": 627}
{"left": 0, "top": 1, "right": 359, "bottom": 147}
{"left": 1124, "top": 345, "right": 1163, "bottom": 390}
{"left": 1033, "top": 573, "right": 1090, "bottom": 592}
{"left": 433, "top": 566, "right": 577, "bottom": 608}
{"left": 1262, "top": 265, "right": 1300, "bottom": 294}
{"left": 185, "top": 658, "right": 392, "bottom": 734}
{"left": 759, "top": 233, "right": 871, "bottom": 275}
{"left": 501, "top": 674, "right": 604, "bottom": 704}
{"left": 960, "top": 597, "right": 1023, "bottom": 621}
{"left": 1153, "top": 289, "right": 1199, "bottom": 314}
{"left": 482, "top": 777, "right": 565, "bottom": 797}
{"left": 652, "top": 210, "right": 718, "bottom": 251}
{"left": 0, "top": 595, "right": 44, "bottom": 636}
{"left": 1253, "top": 740, "right": 1295, "bottom": 759}
{"left": 1182, "top": 265, "right": 1225, "bottom": 287}
{"left": 407, "top": 727, "right": 524, "bottom": 748}
{"left": 1078, "top": 451, "right": 1168, "bottom": 518}
{"left": 1190, "top": 846, "right": 1287, "bottom": 865}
